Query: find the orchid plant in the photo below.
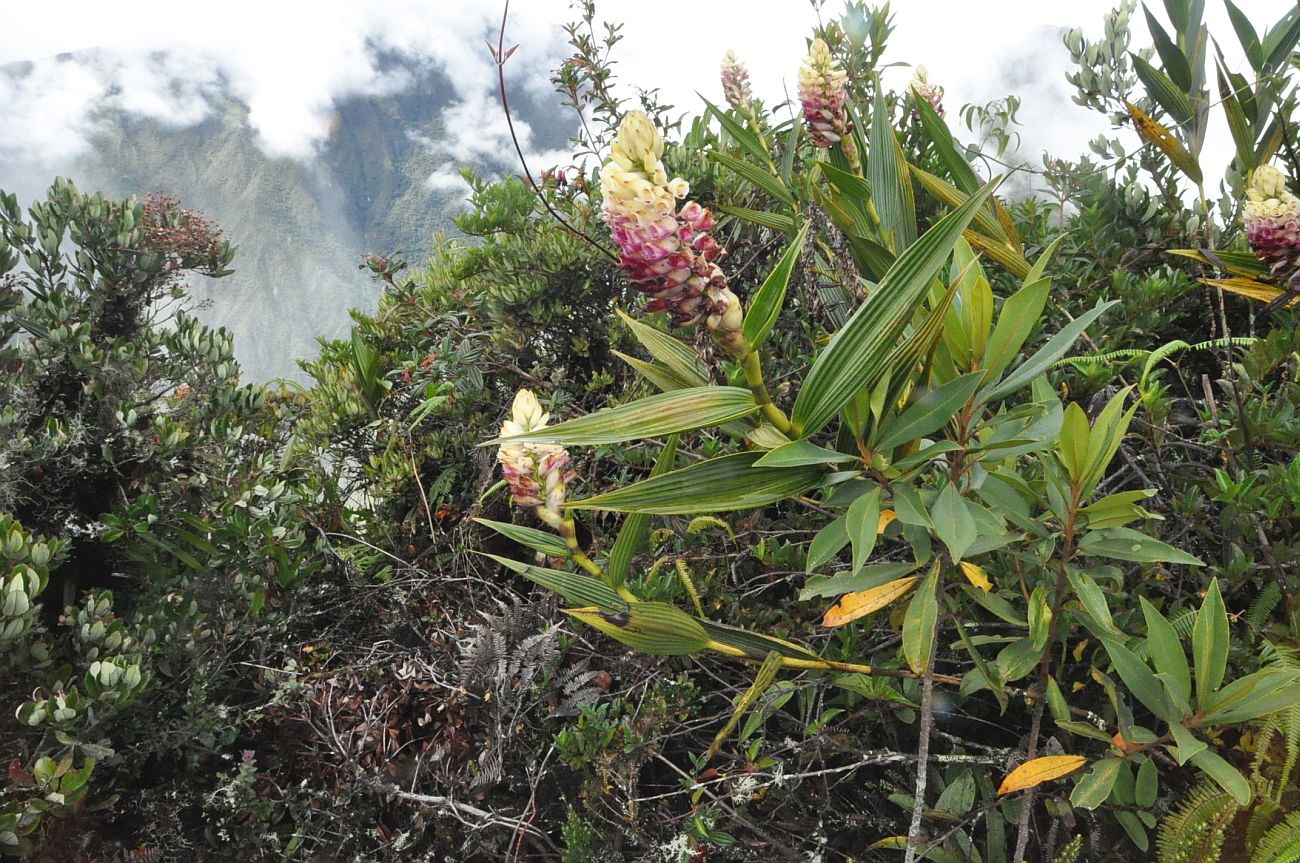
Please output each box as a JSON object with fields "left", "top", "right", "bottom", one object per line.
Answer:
{"left": 478, "top": 18, "right": 1300, "bottom": 861}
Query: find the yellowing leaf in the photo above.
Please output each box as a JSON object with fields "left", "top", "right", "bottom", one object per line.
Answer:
{"left": 1204, "top": 277, "right": 1300, "bottom": 309}
{"left": 997, "top": 755, "right": 1088, "bottom": 795}
{"left": 959, "top": 560, "right": 991, "bottom": 592}
{"left": 877, "top": 509, "right": 897, "bottom": 533}
{"left": 1124, "top": 101, "right": 1203, "bottom": 184}
{"left": 821, "top": 577, "right": 920, "bottom": 628}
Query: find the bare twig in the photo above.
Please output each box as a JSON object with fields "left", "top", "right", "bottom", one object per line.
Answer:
{"left": 492, "top": 1, "right": 618, "bottom": 263}
{"left": 366, "top": 778, "right": 554, "bottom": 846}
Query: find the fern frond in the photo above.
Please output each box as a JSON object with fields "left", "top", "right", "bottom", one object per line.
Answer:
{"left": 1252, "top": 810, "right": 1300, "bottom": 863}
{"left": 1053, "top": 348, "right": 1151, "bottom": 370}
{"left": 1249, "top": 584, "right": 1284, "bottom": 635}
{"left": 1141, "top": 336, "right": 1259, "bottom": 388}
{"left": 1157, "top": 781, "right": 1239, "bottom": 863}
{"left": 686, "top": 515, "right": 736, "bottom": 539}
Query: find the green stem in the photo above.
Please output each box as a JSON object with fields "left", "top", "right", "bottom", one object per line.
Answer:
{"left": 558, "top": 514, "right": 637, "bottom": 603}
{"left": 739, "top": 350, "right": 792, "bottom": 435}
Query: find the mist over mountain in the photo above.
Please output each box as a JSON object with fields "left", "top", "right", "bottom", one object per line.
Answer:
{"left": 0, "top": 53, "right": 577, "bottom": 381}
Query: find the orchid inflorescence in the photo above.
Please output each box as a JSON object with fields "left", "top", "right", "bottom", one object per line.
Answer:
{"left": 719, "top": 50, "right": 753, "bottom": 112}
{"left": 798, "top": 38, "right": 858, "bottom": 170}
{"left": 597, "top": 112, "right": 746, "bottom": 347}
{"left": 908, "top": 65, "right": 944, "bottom": 119}
{"left": 1243, "top": 163, "right": 1300, "bottom": 277}
{"left": 496, "top": 389, "right": 574, "bottom": 530}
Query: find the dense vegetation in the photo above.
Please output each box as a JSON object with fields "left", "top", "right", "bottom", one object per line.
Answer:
{"left": 4, "top": 2, "right": 1300, "bottom": 861}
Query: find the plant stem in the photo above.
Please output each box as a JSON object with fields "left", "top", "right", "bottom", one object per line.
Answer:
{"left": 558, "top": 514, "right": 637, "bottom": 603}
{"left": 904, "top": 615, "right": 941, "bottom": 863}
{"left": 1011, "top": 529, "right": 1075, "bottom": 862}
{"left": 738, "top": 350, "right": 792, "bottom": 434}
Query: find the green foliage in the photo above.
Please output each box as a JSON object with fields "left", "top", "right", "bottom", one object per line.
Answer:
{"left": 4, "top": 2, "right": 1300, "bottom": 860}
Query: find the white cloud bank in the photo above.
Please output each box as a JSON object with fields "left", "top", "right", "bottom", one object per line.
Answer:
{"left": 1, "top": 0, "right": 1295, "bottom": 187}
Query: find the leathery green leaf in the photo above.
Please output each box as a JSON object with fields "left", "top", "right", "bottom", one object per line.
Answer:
{"left": 875, "top": 372, "right": 983, "bottom": 452}
{"left": 902, "top": 563, "right": 941, "bottom": 675}
{"left": 846, "top": 485, "right": 882, "bottom": 577}
{"left": 1070, "top": 757, "right": 1123, "bottom": 810}
{"left": 1189, "top": 749, "right": 1251, "bottom": 805}
{"left": 1141, "top": 596, "right": 1191, "bottom": 708}
{"left": 930, "top": 483, "right": 977, "bottom": 563}
{"left": 1099, "top": 635, "right": 1173, "bottom": 722}
{"left": 1193, "top": 578, "right": 1230, "bottom": 710}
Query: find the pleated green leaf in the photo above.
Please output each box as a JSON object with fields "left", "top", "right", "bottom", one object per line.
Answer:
{"left": 791, "top": 180, "right": 998, "bottom": 437}
{"left": 612, "top": 351, "right": 699, "bottom": 393}
{"left": 743, "top": 219, "right": 809, "bottom": 350}
{"left": 472, "top": 518, "right": 569, "bottom": 559}
{"left": 567, "top": 452, "right": 825, "bottom": 515}
{"left": 606, "top": 435, "right": 678, "bottom": 588}
{"left": 698, "top": 618, "right": 821, "bottom": 661}
{"left": 484, "top": 554, "right": 624, "bottom": 611}
{"left": 1132, "top": 54, "right": 1194, "bottom": 126}
{"left": 709, "top": 151, "right": 795, "bottom": 206}
{"left": 565, "top": 601, "right": 710, "bottom": 655}
{"left": 914, "top": 96, "right": 980, "bottom": 195}
{"left": 867, "top": 77, "right": 916, "bottom": 252}
{"left": 491, "top": 387, "right": 756, "bottom": 446}
{"left": 616, "top": 310, "right": 709, "bottom": 387}
{"left": 717, "top": 204, "right": 799, "bottom": 233}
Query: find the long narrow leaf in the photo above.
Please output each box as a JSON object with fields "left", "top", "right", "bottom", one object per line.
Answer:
{"left": 709, "top": 150, "right": 795, "bottom": 207}
{"left": 473, "top": 519, "right": 569, "bottom": 558}
{"left": 567, "top": 452, "right": 825, "bottom": 515}
{"left": 867, "top": 77, "right": 916, "bottom": 252}
{"left": 491, "top": 387, "right": 756, "bottom": 446}
{"left": 484, "top": 554, "right": 625, "bottom": 611}
{"left": 981, "top": 301, "right": 1117, "bottom": 403}
{"left": 616, "top": 310, "right": 709, "bottom": 386}
{"left": 915, "top": 96, "right": 980, "bottom": 194}
{"left": 743, "top": 220, "right": 809, "bottom": 350}
{"left": 606, "top": 435, "right": 678, "bottom": 588}
{"left": 982, "top": 277, "right": 1051, "bottom": 384}
{"left": 792, "top": 180, "right": 999, "bottom": 437}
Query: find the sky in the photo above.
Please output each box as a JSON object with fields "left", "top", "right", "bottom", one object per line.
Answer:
{"left": 0, "top": 0, "right": 1295, "bottom": 194}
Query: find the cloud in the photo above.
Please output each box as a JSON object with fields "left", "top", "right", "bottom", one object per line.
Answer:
{"left": 0, "top": 0, "right": 577, "bottom": 168}
{"left": 1, "top": 0, "right": 1294, "bottom": 185}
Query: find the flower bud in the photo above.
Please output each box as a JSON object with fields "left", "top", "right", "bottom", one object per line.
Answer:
{"left": 908, "top": 65, "right": 945, "bottom": 118}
